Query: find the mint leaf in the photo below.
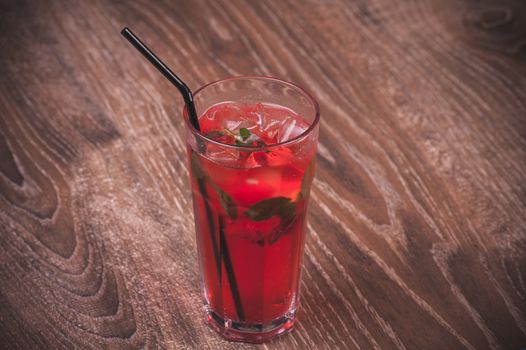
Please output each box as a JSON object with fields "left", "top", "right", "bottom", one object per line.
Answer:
{"left": 297, "top": 159, "right": 315, "bottom": 201}
{"left": 205, "top": 130, "right": 225, "bottom": 139}
{"left": 235, "top": 135, "right": 267, "bottom": 148}
{"left": 212, "top": 183, "right": 238, "bottom": 219}
{"left": 221, "top": 127, "right": 268, "bottom": 149}
{"left": 191, "top": 152, "right": 237, "bottom": 219}
{"left": 245, "top": 197, "right": 296, "bottom": 222}
{"left": 245, "top": 197, "right": 297, "bottom": 244}
{"left": 239, "top": 128, "right": 251, "bottom": 141}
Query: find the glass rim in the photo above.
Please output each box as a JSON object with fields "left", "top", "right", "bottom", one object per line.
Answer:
{"left": 184, "top": 76, "right": 320, "bottom": 151}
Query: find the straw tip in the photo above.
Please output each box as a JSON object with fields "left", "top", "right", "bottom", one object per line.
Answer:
{"left": 121, "top": 27, "right": 130, "bottom": 36}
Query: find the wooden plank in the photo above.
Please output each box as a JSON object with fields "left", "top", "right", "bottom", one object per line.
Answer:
{"left": 0, "top": 0, "right": 525, "bottom": 348}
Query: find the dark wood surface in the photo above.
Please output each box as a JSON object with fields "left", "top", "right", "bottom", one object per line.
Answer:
{"left": 1, "top": 0, "right": 526, "bottom": 349}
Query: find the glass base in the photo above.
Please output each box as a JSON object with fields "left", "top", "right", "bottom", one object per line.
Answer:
{"left": 205, "top": 307, "right": 297, "bottom": 343}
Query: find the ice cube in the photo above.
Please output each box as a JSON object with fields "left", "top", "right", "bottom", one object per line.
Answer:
{"left": 241, "top": 103, "right": 279, "bottom": 133}
{"left": 206, "top": 102, "right": 243, "bottom": 125}
{"left": 253, "top": 102, "right": 265, "bottom": 127}
{"left": 224, "top": 119, "right": 242, "bottom": 131}
{"left": 243, "top": 150, "right": 269, "bottom": 168}
{"left": 205, "top": 145, "right": 240, "bottom": 166}
{"left": 277, "top": 116, "right": 308, "bottom": 143}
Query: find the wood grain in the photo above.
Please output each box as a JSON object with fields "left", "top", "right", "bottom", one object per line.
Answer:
{"left": 1, "top": 0, "right": 525, "bottom": 349}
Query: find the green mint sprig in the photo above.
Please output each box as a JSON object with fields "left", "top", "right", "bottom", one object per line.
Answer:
{"left": 192, "top": 148, "right": 316, "bottom": 245}
{"left": 190, "top": 152, "right": 237, "bottom": 219}
{"left": 244, "top": 158, "right": 316, "bottom": 243}
{"left": 207, "top": 127, "right": 266, "bottom": 148}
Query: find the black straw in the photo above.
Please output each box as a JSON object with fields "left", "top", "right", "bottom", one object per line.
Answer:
{"left": 120, "top": 27, "right": 200, "bottom": 131}
{"left": 121, "top": 27, "right": 245, "bottom": 321}
{"left": 218, "top": 215, "right": 245, "bottom": 321}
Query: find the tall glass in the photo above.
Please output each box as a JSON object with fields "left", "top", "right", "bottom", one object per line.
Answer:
{"left": 184, "top": 77, "right": 320, "bottom": 343}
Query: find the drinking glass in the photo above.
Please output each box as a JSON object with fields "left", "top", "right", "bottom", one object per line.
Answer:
{"left": 184, "top": 76, "right": 320, "bottom": 343}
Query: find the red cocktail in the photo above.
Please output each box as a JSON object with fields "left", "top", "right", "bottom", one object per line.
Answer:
{"left": 185, "top": 77, "right": 319, "bottom": 342}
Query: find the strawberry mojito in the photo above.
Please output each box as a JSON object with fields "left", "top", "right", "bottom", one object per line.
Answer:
{"left": 185, "top": 77, "right": 319, "bottom": 343}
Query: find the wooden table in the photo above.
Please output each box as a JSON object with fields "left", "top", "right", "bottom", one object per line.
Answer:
{"left": 1, "top": 0, "right": 525, "bottom": 349}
